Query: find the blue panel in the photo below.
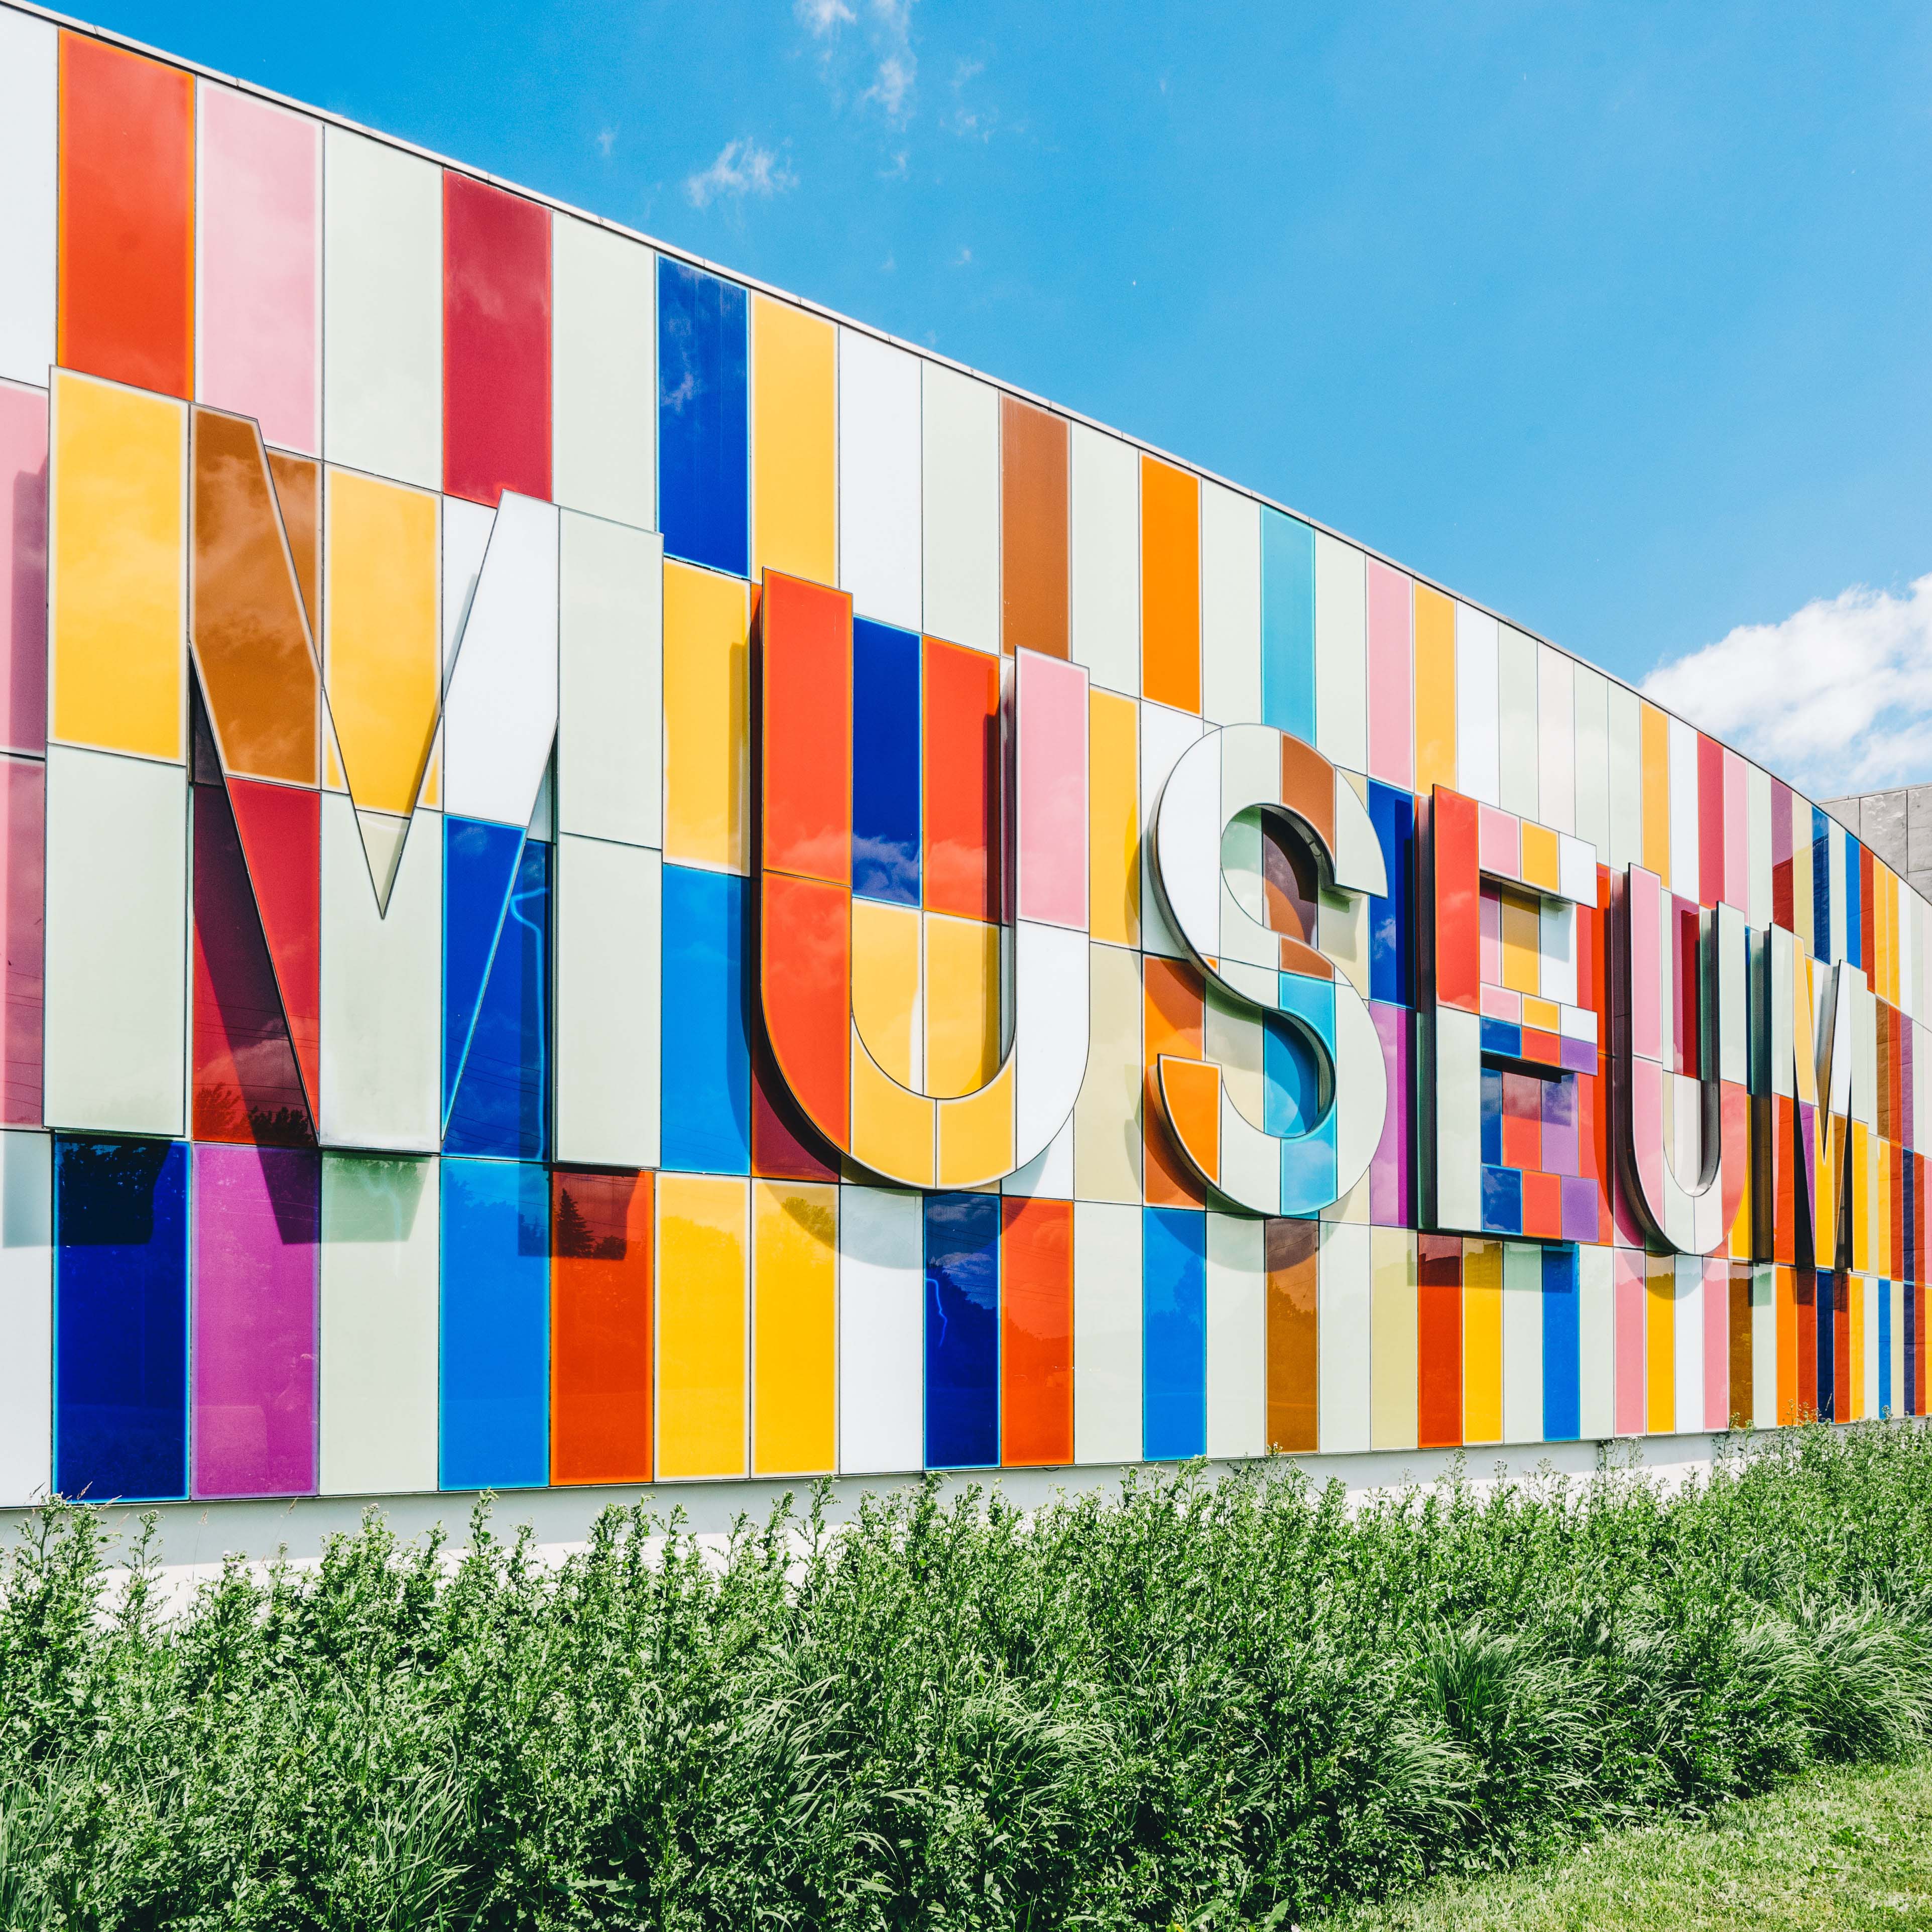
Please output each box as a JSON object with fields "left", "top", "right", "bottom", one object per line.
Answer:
{"left": 1541, "top": 1244, "right": 1580, "bottom": 1439}
{"left": 1817, "top": 1269, "right": 1836, "bottom": 1420}
{"left": 1845, "top": 837, "right": 1863, "bottom": 972}
{"left": 658, "top": 258, "right": 748, "bottom": 578}
{"left": 1481, "top": 1165, "right": 1522, "bottom": 1236}
{"left": 54, "top": 1139, "right": 188, "bottom": 1502}
{"left": 1260, "top": 508, "right": 1315, "bottom": 747}
{"left": 1367, "top": 781, "right": 1414, "bottom": 1007}
{"left": 439, "top": 1157, "right": 549, "bottom": 1490}
{"left": 1143, "top": 1207, "right": 1207, "bottom": 1461}
{"left": 1480, "top": 1018, "right": 1523, "bottom": 1060}
{"left": 661, "top": 865, "right": 751, "bottom": 1174}
{"left": 1810, "top": 807, "right": 1830, "bottom": 963}
{"left": 445, "top": 837, "right": 550, "bottom": 1160}
{"left": 1907, "top": 1280, "right": 1918, "bottom": 1416}
{"left": 1879, "top": 1279, "right": 1892, "bottom": 1417}
{"left": 1905, "top": 1157, "right": 1916, "bottom": 1290}
{"left": 1280, "top": 1108, "right": 1339, "bottom": 1217}
{"left": 442, "top": 816, "right": 527, "bottom": 1123}
{"left": 852, "top": 618, "right": 921, "bottom": 905}
{"left": 924, "top": 1192, "right": 999, "bottom": 1469}
{"left": 1480, "top": 1066, "right": 1503, "bottom": 1164}
{"left": 1264, "top": 1011, "right": 1324, "bottom": 1137}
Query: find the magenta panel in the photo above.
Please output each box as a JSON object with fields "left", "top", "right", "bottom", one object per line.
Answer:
{"left": 196, "top": 88, "right": 320, "bottom": 454}
{"left": 1, "top": 755, "right": 42, "bottom": 1125}
{"left": 1369, "top": 1001, "right": 1409, "bottom": 1224}
{"left": 0, "top": 383, "right": 48, "bottom": 757}
{"left": 1613, "top": 1248, "right": 1646, "bottom": 1435}
{"left": 1365, "top": 561, "right": 1412, "bottom": 788}
{"left": 1703, "top": 1255, "right": 1729, "bottom": 1429}
{"left": 1015, "top": 650, "right": 1088, "bottom": 928}
{"left": 191, "top": 1143, "right": 319, "bottom": 1498}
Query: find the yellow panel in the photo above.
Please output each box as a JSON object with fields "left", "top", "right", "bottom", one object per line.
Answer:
{"left": 1644, "top": 1253, "right": 1674, "bottom": 1433}
{"left": 1521, "top": 995, "right": 1560, "bottom": 1034}
{"left": 1368, "top": 1228, "right": 1418, "bottom": 1450}
{"left": 752, "top": 1180, "right": 837, "bottom": 1476}
{"left": 1412, "top": 584, "right": 1456, "bottom": 796}
{"left": 1074, "top": 940, "right": 1142, "bottom": 1202}
{"left": 1640, "top": 702, "right": 1670, "bottom": 888}
{"left": 1089, "top": 689, "right": 1139, "bottom": 948}
{"left": 663, "top": 560, "right": 749, "bottom": 873}
{"left": 924, "top": 912, "right": 1001, "bottom": 1099}
{"left": 751, "top": 297, "right": 836, "bottom": 586}
{"left": 1500, "top": 888, "right": 1540, "bottom": 996}
{"left": 50, "top": 371, "right": 186, "bottom": 760}
{"left": 938, "top": 1059, "right": 1015, "bottom": 1187}
{"left": 851, "top": 1031, "right": 934, "bottom": 1186}
{"left": 1461, "top": 1239, "right": 1502, "bottom": 1443}
{"left": 324, "top": 468, "right": 439, "bottom": 815}
{"left": 851, "top": 897, "right": 921, "bottom": 1088}
{"left": 655, "top": 1173, "right": 748, "bottom": 1479}
{"left": 1519, "top": 823, "right": 1558, "bottom": 892}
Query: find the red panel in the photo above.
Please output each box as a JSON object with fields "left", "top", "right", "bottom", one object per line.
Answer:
{"left": 1500, "top": 1072, "right": 1541, "bottom": 1172}
{"left": 1522, "top": 1030, "right": 1559, "bottom": 1068}
{"left": 760, "top": 574, "right": 851, "bottom": 884}
{"left": 1833, "top": 1274, "right": 1850, "bottom": 1416}
{"left": 760, "top": 872, "right": 850, "bottom": 1146}
{"left": 1697, "top": 733, "right": 1723, "bottom": 910}
{"left": 1431, "top": 786, "right": 1480, "bottom": 1013}
{"left": 57, "top": 36, "right": 195, "bottom": 399}
{"left": 1416, "top": 1234, "right": 1461, "bottom": 1448}
{"left": 1521, "top": 1171, "right": 1562, "bottom": 1241}
{"left": 1771, "top": 780, "right": 1794, "bottom": 929}
{"left": 443, "top": 173, "right": 551, "bottom": 506}
{"left": 226, "top": 778, "right": 320, "bottom": 1117}
{"left": 0, "top": 757, "right": 43, "bottom": 1126}
{"left": 1000, "top": 1196, "right": 1072, "bottom": 1466}
{"left": 751, "top": 1026, "right": 840, "bottom": 1182}
{"left": 923, "top": 638, "right": 1002, "bottom": 922}
{"left": 1862, "top": 847, "right": 1876, "bottom": 983}
{"left": 552, "top": 1168, "right": 652, "bottom": 1484}
{"left": 191, "top": 774, "right": 312, "bottom": 1147}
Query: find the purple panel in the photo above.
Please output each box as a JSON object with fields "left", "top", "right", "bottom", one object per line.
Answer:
{"left": 1541, "top": 1074, "right": 1579, "bottom": 1178}
{"left": 191, "top": 1143, "right": 319, "bottom": 1498}
{"left": 1369, "top": 1000, "right": 1410, "bottom": 1225}
{"left": 1560, "top": 1034, "right": 1596, "bottom": 1074}
{"left": 1561, "top": 1175, "right": 1599, "bottom": 1245}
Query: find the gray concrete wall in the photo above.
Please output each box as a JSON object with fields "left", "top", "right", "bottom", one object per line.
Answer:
{"left": 1820, "top": 785, "right": 1932, "bottom": 904}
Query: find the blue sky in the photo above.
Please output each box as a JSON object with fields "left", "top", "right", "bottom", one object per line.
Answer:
{"left": 79, "top": 0, "right": 1932, "bottom": 787}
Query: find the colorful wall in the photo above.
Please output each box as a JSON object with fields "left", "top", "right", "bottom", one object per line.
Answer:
{"left": 0, "top": 3, "right": 1922, "bottom": 1512}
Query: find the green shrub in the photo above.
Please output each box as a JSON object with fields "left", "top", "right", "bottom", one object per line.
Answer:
{"left": 2, "top": 1422, "right": 1931, "bottom": 1929}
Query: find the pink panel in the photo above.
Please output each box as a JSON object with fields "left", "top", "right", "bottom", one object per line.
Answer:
{"left": 1631, "top": 1061, "right": 1665, "bottom": 1209}
{"left": 1722, "top": 749, "right": 1748, "bottom": 912}
{"left": 1479, "top": 887, "right": 1502, "bottom": 985}
{"left": 1614, "top": 1249, "right": 1646, "bottom": 1435}
{"left": 191, "top": 1143, "right": 319, "bottom": 1498}
{"left": 1627, "top": 868, "right": 1660, "bottom": 1062}
{"left": 1015, "top": 650, "right": 1089, "bottom": 929}
{"left": 1703, "top": 1255, "right": 1729, "bottom": 1429}
{"left": 0, "top": 756, "right": 43, "bottom": 1125}
{"left": 196, "top": 87, "right": 320, "bottom": 454}
{"left": 0, "top": 383, "right": 48, "bottom": 757}
{"left": 1365, "top": 561, "right": 1412, "bottom": 787}
{"left": 1477, "top": 805, "right": 1519, "bottom": 880}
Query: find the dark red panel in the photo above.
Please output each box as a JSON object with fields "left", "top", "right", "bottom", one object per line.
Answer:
{"left": 443, "top": 173, "right": 551, "bottom": 506}
{"left": 1001, "top": 1196, "right": 1072, "bottom": 1466}
{"left": 751, "top": 1026, "right": 840, "bottom": 1183}
{"left": 1416, "top": 1234, "right": 1461, "bottom": 1448}
{"left": 552, "top": 1168, "right": 652, "bottom": 1484}
{"left": 923, "top": 638, "right": 1002, "bottom": 922}
{"left": 760, "top": 574, "right": 851, "bottom": 884}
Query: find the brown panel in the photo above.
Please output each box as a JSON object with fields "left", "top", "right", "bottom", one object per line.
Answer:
{"left": 1728, "top": 1263, "right": 1754, "bottom": 1427}
{"left": 1265, "top": 1216, "right": 1319, "bottom": 1452}
{"left": 266, "top": 451, "right": 319, "bottom": 637}
{"left": 999, "top": 396, "right": 1068, "bottom": 658}
{"left": 1280, "top": 737, "right": 1335, "bottom": 854}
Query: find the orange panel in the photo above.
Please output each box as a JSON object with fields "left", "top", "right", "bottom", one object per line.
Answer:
{"left": 1000, "top": 1196, "right": 1072, "bottom": 1465}
{"left": 760, "top": 573, "right": 851, "bottom": 884}
{"left": 58, "top": 36, "right": 195, "bottom": 399}
{"left": 1143, "top": 953, "right": 1205, "bottom": 1207}
{"left": 267, "top": 452, "right": 319, "bottom": 636}
{"left": 1140, "top": 456, "right": 1200, "bottom": 712}
{"left": 760, "top": 872, "right": 850, "bottom": 1147}
{"left": 923, "top": 637, "right": 1002, "bottom": 921}
{"left": 1157, "top": 1056, "right": 1221, "bottom": 1187}
{"left": 1265, "top": 1216, "right": 1319, "bottom": 1452}
{"left": 552, "top": 1169, "right": 653, "bottom": 1484}
{"left": 1000, "top": 396, "right": 1068, "bottom": 658}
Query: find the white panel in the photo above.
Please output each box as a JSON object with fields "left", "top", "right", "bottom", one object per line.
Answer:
{"left": 1672, "top": 1255, "right": 1704, "bottom": 1435}
{"left": 1074, "top": 1199, "right": 1142, "bottom": 1463}
{"left": 1204, "top": 1213, "right": 1266, "bottom": 1458}
{"left": 1500, "top": 1240, "right": 1543, "bottom": 1444}
{"left": 1151, "top": 728, "right": 1220, "bottom": 961}
{"left": 320, "top": 794, "right": 441, "bottom": 1151}
{"left": 1576, "top": 1244, "right": 1614, "bottom": 1440}
{"left": 0, "top": 1130, "right": 52, "bottom": 1505}
{"left": 1003, "top": 1115, "right": 1073, "bottom": 1199}
{"left": 1313, "top": 534, "right": 1366, "bottom": 774}
{"left": 920, "top": 363, "right": 998, "bottom": 653}
{"left": 1573, "top": 664, "right": 1610, "bottom": 855}
{"left": 837, "top": 329, "right": 921, "bottom": 631}
{"left": 1668, "top": 715, "right": 1700, "bottom": 905}
{"left": 1200, "top": 484, "right": 1262, "bottom": 726}
{"left": 1829, "top": 827, "right": 1848, "bottom": 965}
{"left": 318, "top": 1152, "right": 439, "bottom": 1495}
{"left": 1539, "top": 900, "right": 1578, "bottom": 1006}
{"left": 558, "top": 512, "right": 662, "bottom": 847}
{"left": 555, "top": 835, "right": 660, "bottom": 1168}
{"left": 1014, "top": 919, "right": 1090, "bottom": 1165}
{"left": 1751, "top": 1265, "right": 1777, "bottom": 1428}
{"left": 321, "top": 127, "right": 441, "bottom": 489}
{"left": 1069, "top": 425, "right": 1138, "bottom": 697}
{"left": 551, "top": 216, "right": 654, "bottom": 529}
{"left": 1334, "top": 985, "right": 1389, "bottom": 1192}
{"left": 1316, "top": 1221, "right": 1371, "bottom": 1453}
{"left": 1605, "top": 682, "right": 1643, "bottom": 872}
{"left": 1535, "top": 647, "right": 1575, "bottom": 834}
{"left": 0, "top": 8, "right": 56, "bottom": 387}
{"left": 442, "top": 494, "right": 560, "bottom": 825}
{"left": 1454, "top": 605, "right": 1500, "bottom": 807}
{"left": 1862, "top": 1275, "right": 1881, "bottom": 1419}
{"left": 1496, "top": 626, "right": 1538, "bottom": 822}
{"left": 837, "top": 1185, "right": 924, "bottom": 1474}
{"left": 1433, "top": 1007, "right": 1482, "bottom": 1230}
{"left": 441, "top": 497, "right": 494, "bottom": 682}
{"left": 43, "top": 747, "right": 186, "bottom": 1136}
{"left": 1140, "top": 703, "right": 1204, "bottom": 958}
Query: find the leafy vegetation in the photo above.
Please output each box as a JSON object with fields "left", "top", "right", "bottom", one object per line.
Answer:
{"left": 2, "top": 1423, "right": 1931, "bottom": 1928}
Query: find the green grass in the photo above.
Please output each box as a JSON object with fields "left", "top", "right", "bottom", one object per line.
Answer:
{"left": 2, "top": 1422, "right": 1931, "bottom": 1928}
{"left": 1313, "top": 1752, "right": 1932, "bottom": 1930}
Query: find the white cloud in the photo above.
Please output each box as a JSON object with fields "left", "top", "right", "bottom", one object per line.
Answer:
{"left": 795, "top": 0, "right": 855, "bottom": 30}
{"left": 685, "top": 138, "right": 797, "bottom": 209}
{"left": 800, "top": 0, "right": 917, "bottom": 123}
{"left": 865, "top": 50, "right": 915, "bottom": 117}
{"left": 595, "top": 128, "right": 616, "bottom": 158}
{"left": 1640, "top": 574, "right": 1932, "bottom": 798}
